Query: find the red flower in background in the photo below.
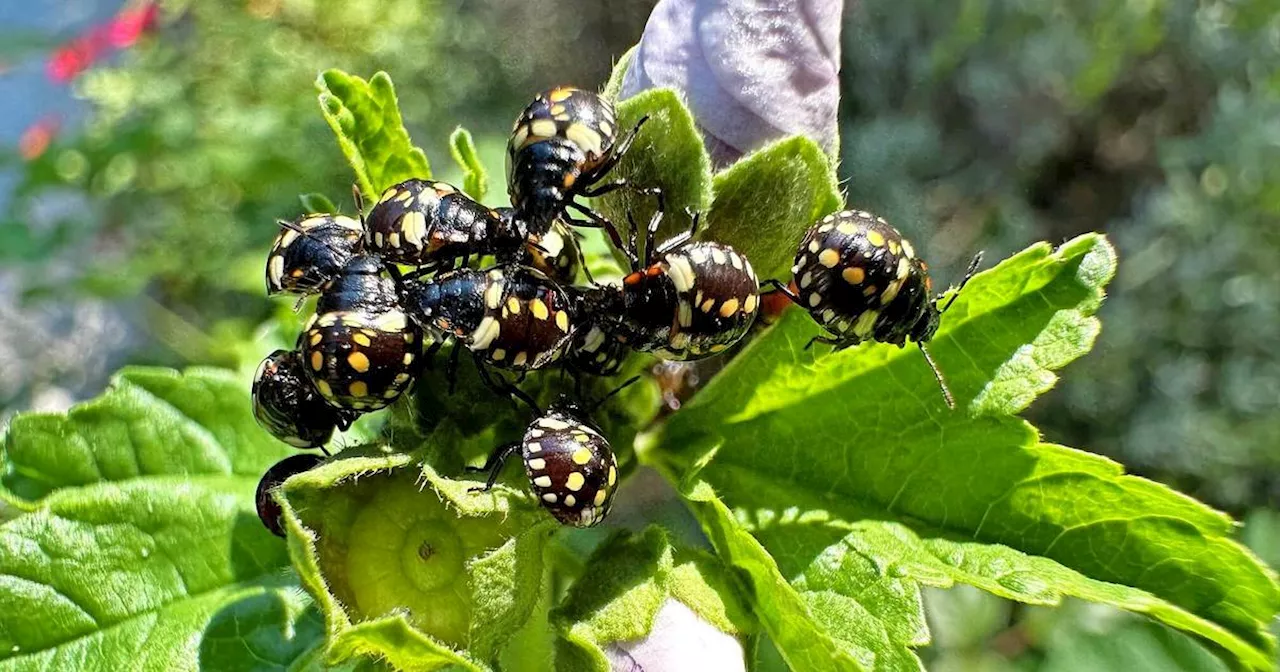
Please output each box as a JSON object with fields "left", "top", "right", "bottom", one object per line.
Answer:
{"left": 19, "top": 116, "right": 62, "bottom": 161}
{"left": 46, "top": 2, "right": 158, "bottom": 83}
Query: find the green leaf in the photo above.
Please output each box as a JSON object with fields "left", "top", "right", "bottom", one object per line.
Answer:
{"left": 1, "top": 367, "right": 293, "bottom": 503}
{"left": 299, "top": 192, "right": 339, "bottom": 215}
{"left": 0, "top": 478, "right": 315, "bottom": 670}
{"left": 278, "top": 453, "right": 550, "bottom": 670}
{"left": 600, "top": 46, "right": 636, "bottom": 103}
{"left": 0, "top": 367, "right": 321, "bottom": 671}
{"left": 654, "top": 234, "right": 1280, "bottom": 670}
{"left": 448, "top": 127, "right": 488, "bottom": 202}
{"left": 704, "top": 136, "right": 843, "bottom": 280}
{"left": 554, "top": 526, "right": 756, "bottom": 668}
{"left": 316, "top": 70, "right": 431, "bottom": 201}
{"left": 683, "top": 482, "right": 917, "bottom": 671}
{"left": 593, "top": 88, "right": 713, "bottom": 254}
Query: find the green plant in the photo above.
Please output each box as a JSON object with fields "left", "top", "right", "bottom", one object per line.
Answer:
{"left": 1, "top": 67, "right": 1276, "bottom": 671}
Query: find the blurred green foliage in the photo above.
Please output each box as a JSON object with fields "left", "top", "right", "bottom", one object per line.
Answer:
{"left": 3, "top": 0, "right": 653, "bottom": 362}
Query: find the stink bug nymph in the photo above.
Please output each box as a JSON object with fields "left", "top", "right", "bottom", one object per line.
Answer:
{"left": 468, "top": 382, "right": 634, "bottom": 528}
{"left": 506, "top": 86, "right": 647, "bottom": 235}
{"left": 769, "top": 209, "right": 982, "bottom": 407}
{"left": 299, "top": 254, "right": 422, "bottom": 411}
{"left": 252, "top": 349, "right": 358, "bottom": 450}
{"left": 266, "top": 214, "right": 362, "bottom": 295}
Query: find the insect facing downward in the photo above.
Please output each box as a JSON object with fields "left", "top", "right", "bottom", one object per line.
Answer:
{"left": 780, "top": 209, "right": 982, "bottom": 407}
{"left": 299, "top": 255, "right": 422, "bottom": 411}
{"left": 506, "top": 86, "right": 645, "bottom": 235}
{"left": 266, "top": 214, "right": 362, "bottom": 295}
{"left": 470, "top": 402, "right": 619, "bottom": 528}
{"left": 252, "top": 349, "right": 358, "bottom": 449}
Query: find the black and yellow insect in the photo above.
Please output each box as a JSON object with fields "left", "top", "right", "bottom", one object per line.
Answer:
{"left": 298, "top": 254, "right": 422, "bottom": 411}
{"left": 470, "top": 402, "right": 619, "bottom": 528}
{"left": 251, "top": 349, "right": 358, "bottom": 450}
{"left": 398, "top": 264, "right": 575, "bottom": 373}
{"left": 506, "top": 86, "right": 645, "bottom": 235}
{"left": 265, "top": 214, "right": 362, "bottom": 295}
{"left": 583, "top": 203, "right": 761, "bottom": 360}
{"left": 772, "top": 209, "right": 982, "bottom": 407}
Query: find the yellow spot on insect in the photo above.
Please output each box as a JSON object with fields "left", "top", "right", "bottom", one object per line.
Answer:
{"left": 555, "top": 311, "right": 570, "bottom": 332}
{"left": 542, "top": 493, "right": 557, "bottom": 503}
{"left": 821, "top": 309, "right": 836, "bottom": 323}
{"left": 394, "top": 372, "right": 411, "bottom": 384}
{"left": 743, "top": 294, "right": 758, "bottom": 313}
{"left": 376, "top": 311, "right": 408, "bottom": 331}
{"left": 730, "top": 251, "right": 744, "bottom": 270}
{"left": 677, "top": 301, "right": 693, "bottom": 327}
{"left": 471, "top": 316, "right": 501, "bottom": 350}
{"left": 594, "top": 489, "right": 607, "bottom": 506}
{"left": 549, "top": 104, "right": 566, "bottom": 115}
{"left": 388, "top": 232, "right": 400, "bottom": 248}
{"left": 799, "top": 271, "right": 813, "bottom": 288}
{"left": 719, "top": 298, "right": 740, "bottom": 317}
{"left": 527, "top": 458, "right": 546, "bottom": 470}
{"left": 539, "top": 418, "right": 571, "bottom": 430}
{"left": 530, "top": 119, "right": 557, "bottom": 139}
{"left": 513, "top": 352, "right": 529, "bottom": 367}
{"left": 888, "top": 240, "right": 900, "bottom": 255}
{"left": 374, "top": 231, "right": 385, "bottom": 248}
{"left": 866, "top": 230, "right": 886, "bottom": 247}
{"left": 808, "top": 293, "right": 822, "bottom": 308}
{"left": 666, "top": 255, "right": 695, "bottom": 292}
{"left": 352, "top": 333, "right": 372, "bottom": 347}
{"left": 818, "top": 249, "right": 840, "bottom": 268}
{"left": 310, "top": 351, "right": 324, "bottom": 371}
{"left": 527, "top": 441, "right": 542, "bottom": 453}
{"left": 843, "top": 267, "right": 865, "bottom": 284}
{"left": 808, "top": 240, "right": 821, "bottom": 254}
{"left": 700, "top": 298, "right": 715, "bottom": 313}
{"left": 491, "top": 348, "right": 506, "bottom": 361}
{"left": 347, "top": 351, "right": 370, "bottom": 373}
{"left": 289, "top": 268, "right": 304, "bottom": 278}
{"left": 599, "top": 120, "right": 613, "bottom": 136}
{"left": 485, "top": 282, "right": 503, "bottom": 309}
{"left": 401, "top": 211, "right": 427, "bottom": 248}
{"left": 853, "top": 310, "right": 879, "bottom": 337}
{"left": 549, "top": 88, "right": 574, "bottom": 102}
{"left": 278, "top": 229, "right": 299, "bottom": 249}
{"left": 565, "top": 123, "right": 604, "bottom": 157}
{"left": 315, "top": 380, "right": 332, "bottom": 398}
{"left": 268, "top": 256, "right": 285, "bottom": 284}
{"left": 608, "top": 465, "right": 617, "bottom": 486}
{"left": 534, "top": 475, "right": 552, "bottom": 488}
{"left": 863, "top": 285, "right": 879, "bottom": 297}
{"left": 309, "top": 331, "right": 323, "bottom": 345}
{"left": 881, "top": 280, "right": 902, "bottom": 305}
{"left": 506, "top": 296, "right": 522, "bottom": 315}
{"left": 564, "top": 494, "right": 577, "bottom": 506}
{"left": 403, "top": 352, "right": 414, "bottom": 366}
{"left": 394, "top": 189, "right": 413, "bottom": 203}
{"left": 837, "top": 221, "right": 857, "bottom": 235}
{"left": 711, "top": 248, "right": 727, "bottom": 265}
{"left": 349, "top": 381, "right": 368, "bottom": 397}
{"left": 709, "top": 343, "right": 729, "bottom": 353}
{"left": 529, "top": 299, "right": 549, "bottom": 320}
{"left": 383, "top": 388, "right": 400, "bottom": 399}
{"left": 902, "top": 239, "right": 915, "bottom": 258}
{"left": 565, "top": 472, "right": 585, "bottom": 491}
{"left": 572, "top": 448, "right": 592, "bottom": 465}
{"left": 512, "top": 124, "right": 530, "bottom": 150}
{"left": 379, "top": 187, "right": 398, "bottom": 204}
{"left": 897, "top": 257, "right": 910, "bottom": 280}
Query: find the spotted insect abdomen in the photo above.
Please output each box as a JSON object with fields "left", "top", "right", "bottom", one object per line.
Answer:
{"left": 793, "top": 210, "right": 931, "bottom": 346}
{"left": 653, "top": 242, "right": 760, "bottom": 360}
{"left": 299, "top": 309, "right": 420, "bottom": 411}
{"left": 365, "top": 179, "right": 503, "bottom": 266}
{"left": 521, "top": 410, "right": 618, "bottom": 527}
{"left": 479, "top": 267, "right": 573, "bottom": 370}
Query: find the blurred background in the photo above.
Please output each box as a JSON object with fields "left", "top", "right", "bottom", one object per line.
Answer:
{"left": 1, "top": 0, "right": 1277, "bottom": 668}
